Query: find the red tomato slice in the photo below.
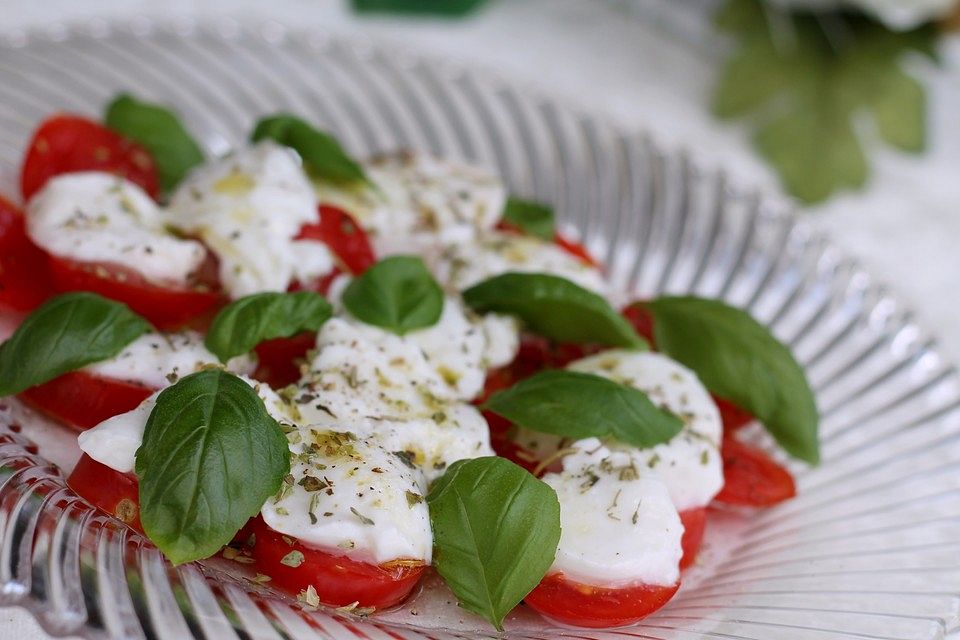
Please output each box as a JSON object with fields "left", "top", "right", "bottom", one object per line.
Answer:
{"left": 714, "top": 437, "right": 796, "bottom": 507}
{"left": 678, "top": 507, "right": 707, "bottom": 570}
{"left": 524, "top": 573, "right": 679, "bottom": 628}
{"left": 47, "top": 255, "right": 223, "bottom": 331}
{"left": 19, "top": 370, "right": 154, "bottom": 432}
{"left": 247, "top": 517, "right": 425, "bottom": 609}
{"left": 67, "top": 453, "right": 143, "bottom": 532}
{"left": 553, "top": 232, "right": 601, "bottom": 269}
{"left": 0, "top": 195, "right": 54, "bottom": 313}
{"left": 297, "top": 205, "right": 375, "bottom": 275}
{"left": 621, "top": 301, "right": 655, "bottom": 345}
{"left": 20, "top": 115, "right": 159, "bottom": 201}
{"left": 252, "top": 331, "right": 317, "bottom": 389}
{"left": 715, "top": 396, "right": 754, "bottom": 432}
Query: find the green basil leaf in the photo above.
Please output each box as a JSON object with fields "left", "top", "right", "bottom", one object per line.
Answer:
{"left": 205, "top": 292, "right": 332, "bottom": 362}
{"left": 135, "top": 370, "right": 289, "bottom": 565}
{"left": 484, "top": 370, "right": 683, "bottom": 448}
{"left": 250, "top": 114, "right": 367, "bottom": 185}
{"left": 462, "top": 273, "right": 645, "bottom": 348}
{"left": 351, "top": 0, "right": 489, "bottom": 16}
{"left": 646, "top": 296, "right": 819, "bottom": 464}
{"left": 0, "top": 292, "right": 151, "bottom": 396}
{"left": 104, "top": 94, "right": 205, "bottom": 192}
{"left": 501, "top": 197, "right": 554, "bottom": 241}
{"left": 342, "top": 256, "right": 443, "bottom": 335}
{"left": 427, "top": 457, "right": 560, "bottom": 630}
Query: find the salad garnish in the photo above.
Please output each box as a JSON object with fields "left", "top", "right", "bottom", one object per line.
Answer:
{"left": 204, "top": 291, "right": 332, "bottom": 362}
{"left": 501, "top": 197, "right": 555, "bottom": 240}
{"left": 463, "top": 272, "right": 645, "bottom": 348}
{"left": 0, "top": 292, "right": 150, "bottom": 396}
{"left": 251, "top": 114, "right": 369, "bottom": 186}
{"left": 484, "top": 369, "right": 684, "bottom": 448}
{"left": 643, "top": 296, "right": 819, "bottom": 463}
{"left": 104, "top": 94, "right": 205, "bottom": 193}
{"left": 341, "top": 256, "right": 444, "bottom": 335}
{"left": 135, "top": 369, "right": 290, "bottom": 565}
{"left": 427, "top": 456, "right": 561, "bottom": 631}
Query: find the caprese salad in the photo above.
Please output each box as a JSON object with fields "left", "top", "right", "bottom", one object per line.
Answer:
{"left": 0, "top": 95, "right": 817, "bottom": 630}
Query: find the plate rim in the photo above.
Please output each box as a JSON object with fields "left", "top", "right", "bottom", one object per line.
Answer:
{"left": 0, "top": 16, "right": 957, "bottom": 640}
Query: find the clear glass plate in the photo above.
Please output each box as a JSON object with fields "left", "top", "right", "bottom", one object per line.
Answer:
{"left": 0, "top": 19, "right": 958, "bottom": 640}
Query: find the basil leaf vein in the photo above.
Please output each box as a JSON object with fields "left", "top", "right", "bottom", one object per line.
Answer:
{"left": 462, "top": 272, "right": 645, "bottom": 348}
{"left": 342, "top": 256, "right": 444, "bottom": 335}
{"left": 0, "top": 292, "right": 151, "bottom": 396}
{"left": 501, "top": 197, "right": 554, "bottom": 241}
{"left": 484, "top": 370, "right": 683, "bottom": 448}
{"left": 647, "top": 296, "right": 819, "bottom": 464}
{"left": 205, "top": 291, "right": 332, "bottom": 362}
{"left": 251, "top": 114, "right": 367, "bottom": 185}
{"left": 427, "top": 457, "right": 560, "bottom": 630}
{"left": 135, "top": 370, "right": 290, "bottom": 565}
{"left": 104, "top": 94, "right": 205, "bottom": 193}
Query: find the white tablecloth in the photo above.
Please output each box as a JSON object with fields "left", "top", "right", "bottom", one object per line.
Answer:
{"left": 0, "top": 0, "right": 958, "bottom": 637}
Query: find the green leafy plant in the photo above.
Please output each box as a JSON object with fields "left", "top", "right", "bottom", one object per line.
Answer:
{"left": 135, "top": 370, "right": 289, "bottom": 565}
{"left": 642, "top": 296, "right": 819, "bottom": 463}
{"left": 342, "top": 256, "right": 444, "bottom": 334}
{"left": 204, "top": 291, "right": 332, "bottom": 362}
{"left": 251, "top": 114, "right": 368, "bottom": 186}
{"left": 713, "top": 0, "right": 937, "bottom": 203}
{"left": 463, "top": 272, "right": 645, "bottom": 348}
{"left": 501, "top": 197, "right": 555, "bottom": 240}
{"left": 484, "top": 370, "right": 684, "bottom": 448}
{"left": 0, "top": 292, "right": 151, "bottom": 396}
{"left": 105, "top": 94, "right": 205, "bottom": 193}
{"left": 427, "top": 456, "right": 560, "bottom": 630}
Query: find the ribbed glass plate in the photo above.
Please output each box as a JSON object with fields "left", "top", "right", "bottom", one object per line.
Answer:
{"left": 0, "top": 19, "right": 958, "bottom": 640}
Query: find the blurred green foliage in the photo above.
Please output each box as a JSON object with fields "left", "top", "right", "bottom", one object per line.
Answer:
{"left": 713, "top": 0, "right": 937, "bottom": 203}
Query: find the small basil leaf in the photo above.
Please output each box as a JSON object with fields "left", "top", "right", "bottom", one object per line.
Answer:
{"left": 427, "top": 457, "right": 560, "bottom": 631}
{"left": 484, "top": 370, "right": 683, "bottom": 448}
{"left": 462, "top": 273, "right": 645, "bottom": 348}
{"left": 135, "top": 370, "right": 289, "bottom": 565}
{"left": 104, "top": 94, "right": 205, "bottom": 192}
{"left": 647, "top": 296, "right": 819, "bottom": 464}
{"left": 342, "top": 256, "right": 443, "bottom": 335}
{"left": 0, "top": 292, "right": 151, "bottom": 396}
{"left": 501, "top": 197, "right": 554, "bottom": 241}
{"left": 205, "top": 292, "right": 332, "bottom": 362}
{"left": 251, "top": 114, "right": 367, "bottom": 185}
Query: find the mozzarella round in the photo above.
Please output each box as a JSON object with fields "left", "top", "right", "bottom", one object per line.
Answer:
{"left": 83, "top": 331, "right": 255, "bottom": 389}
{"left": 77, "top": 376, "right": 294, "bottom": 474}
{"left": 542, "top": 438, "right": 682, "bottom": 588}
{"left": 568, "top": 350, "right": 724, "bottom": 511}
{"left": 26, "top": 172, "right": 207, "bottom": 286}
{"left": 166, "top": 141, "right": 334, "bottom": 298}
{"left": 314, "top": 151, "right": 505, "bottom": 256}
{"left": 432, "top": 230, "right": 608, "bottom": 295}
{"left": 261, "top": 429, "right": 432, "bottom": 565}
{"left": 294, "top": 317, "right": 495, "bottom": 481}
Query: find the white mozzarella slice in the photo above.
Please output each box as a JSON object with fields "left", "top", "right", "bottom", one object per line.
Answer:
{"left": 166, "top": 141, "right": 333, "bottom": 298}
{"left": 261, "top": 429, "right": 432, "bottom": 565}
{"left": 568, "top": 350, "right": 724, "bottom": 511}
{"left": 314, "top": 151, "right": 505, "bottom": 255}
{"left": 26, "top": 172, "right": 206, "bottom": 286}
{"left": 83, "top": 331, "right": 254, "bottom": 389}
{"left": 432, "top": 230, "right": 607, "bottom": 295}
{"left": 542, "top": 438, "right": 683, "bottom": 588}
